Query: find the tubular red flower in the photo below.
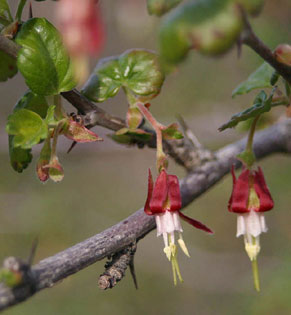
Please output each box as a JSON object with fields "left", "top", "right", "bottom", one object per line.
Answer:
{"left": 144, "top": 169, "right": 213, "bottom": 234}
{"left": 228, "top": 166, "right": 274, "bottom": 213}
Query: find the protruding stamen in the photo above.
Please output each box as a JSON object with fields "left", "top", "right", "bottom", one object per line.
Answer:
{"left": 178, "top": 234, "right": 190, "bottom": 257}
{"left": 163, "top": 246, "right": 171, "bottom": 261}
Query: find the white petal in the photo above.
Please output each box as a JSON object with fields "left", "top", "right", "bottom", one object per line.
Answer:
{"left": 236, "top": 210, "right": 268, "bottom": 238}
{"left": 236, "top": 215, "right": 246, "bottom": 237}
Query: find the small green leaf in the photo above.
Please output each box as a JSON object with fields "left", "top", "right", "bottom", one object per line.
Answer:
{"left": 82, "top": 49, "right": 165, "bottom": 102}
{"left": 147, "top": 0, "right": 182, "bottom": 17}
{"left": 0, "top": 0, "right": 13, "bottom": 30}
{"left": 15, "top": 18, "right": 76, "bottom": 95}
{"left": 0, "top": 50, "right": 17, "bottom": 81}
{"left": 159, "top": 0, "right": 243, "bottom": 67}
{"left": 9, "top": 135, "right": 32, "bottom": 172}
{"left": 162, "top": 123, "right": 183, "bottom": 140}
{"left": 219, "top": 90, "right": 275, "bottom": 131}
{"left": 8, "top": 91, "right": 50, "bottom": 172}
{"left": 232, "top": 63, "right": 274, "bottom": 97}
{"left": 6, "top": 109, "right": 48, "bottom": 149}
{"left": 112, "top": 127, "right": 153, "bottom": 144}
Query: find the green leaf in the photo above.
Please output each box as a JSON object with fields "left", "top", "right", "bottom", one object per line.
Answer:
{"left": 111, "top": 127, "right": 153, "bottom": 144}
{"left": 82, "top": 49, "right": 165, "bottom": 102}
{"left": 232, "top": 63, "right": 274, "bottom": 97}
{"left": 159, "top": 0, "right": 243, "bottom": 67}
{"left": 6, "top": 109, "right": 48, "bottom": 149}
{"left": 219, "top": 90, "right": 275, "bottom": 131}
{"left": 162, "top": 123, "right": 183, "bottom": 140}
{"left": 147, "top": 0, "right": 182, "bottom": 17}
{"left": 0, "top": 50, "right": 17, "bottom": 81}
{"left": 14, "top": 90, "right": 49, "bottom": 118}
{"left": 15, "top": 18, "right": 76, "bottom": 95}
{"left": 9, "top": 135, "right": 32, "bottom": 172}
{"left": 0, "top": 0, "right": 13, "bottom": 30}
{"left": 8, "top": 91, "right": 49, "bottom": 172}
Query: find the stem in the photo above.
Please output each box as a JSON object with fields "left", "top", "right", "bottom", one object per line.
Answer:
{"left": 15, "top": 0, "right": 27, "bottom": 21}
{"left": 246, "top": 115, "right": 260, "bottom": 154}
{"left": 252, "top": 258, "right": 260, "bottom": 292}
{"left": 136, "top": 102, "right": 166, "bottom": 168}
{"left": 51, "top": 122, "right": 64, "bottom": 158}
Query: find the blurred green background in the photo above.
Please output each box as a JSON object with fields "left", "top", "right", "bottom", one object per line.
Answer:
{"left": 0, "top": 0, "right": 290, "bottom": 314}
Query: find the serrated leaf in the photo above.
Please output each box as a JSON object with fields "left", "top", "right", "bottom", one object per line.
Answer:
{"left": 232, "top": 63, "right": 274, "bottom": 97}
{"left": 219, "top": 90, "right": 274, "bottom": 131}
{"left": 0, "top": 0, "right": 13, "bottom": 30}
{"left": 162, "top": 123, "right": 183, "bottom": 139}
{"left": 6, "top": 109, "right": 48, "bottom": 149}
{"left": 0, "top": 50, "right": 17, "bottom": 81}
{"left": 8, "top": 135, "right": 32, "bottom": 172}
{"left": 159, "top": 0, "right": 243, "bottom": 67}
{"left": 82, "top": 49, "right": 165, "bottom": 102}
{"left": 147, "top": 0, "right": 182, "bottom": 16}
{"left": 15, "top": 18, "right": 76, "bottom": 95}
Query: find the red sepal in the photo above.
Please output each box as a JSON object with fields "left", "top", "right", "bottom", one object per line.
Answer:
{"left": 228, "top": 167, "right": 250, "bottom": 213}
{"left": 178, "top": 211, "right": 213, "bottom": 234}
{"left": 144, "top": 169, "right": 154, "bottom": 215}
{"left": 253, "top": 167, "right": 274, "bottom": 212}
{"left": 149, "top": 170, "right": 168, "bottom": 214}
{"left": 168, "top": 175, "right": 182, "bottom": 212}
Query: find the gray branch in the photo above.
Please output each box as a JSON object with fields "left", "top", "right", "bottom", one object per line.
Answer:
{"left": 0, "top": 118, "right": 291, "bottom": 311}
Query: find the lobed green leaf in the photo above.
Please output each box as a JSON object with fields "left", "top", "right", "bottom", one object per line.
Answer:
{"left": 15, "top": 18, "right": 76, "bottom": 95}
{"left": 6, "top": 108, "right": 48, "bottom": 149}
{"left": 82, "top": 49, "right": 165, "bottom": 102}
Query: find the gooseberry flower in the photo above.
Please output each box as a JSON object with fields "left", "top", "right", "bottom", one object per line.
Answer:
{"left": 57, "top": 0, "right": 105, "bottom": 83}
{"left": 144, "top": 169, "right": 213, "bottom": 284}
{"left": 228, "top": 166, "right": 274, "bottom": 261}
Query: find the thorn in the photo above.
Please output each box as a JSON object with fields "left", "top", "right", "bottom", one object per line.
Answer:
{"left": 129, "top": 257, "right": 138, "bottom": 290}
{"left": 29, "top": 2, "right": 33, "bottom": 19}
{"left": 27, "top": 237, "right": 38, "bottom": 266}
{"left": 67, "top": 141, "right": 77, "bottom": 153}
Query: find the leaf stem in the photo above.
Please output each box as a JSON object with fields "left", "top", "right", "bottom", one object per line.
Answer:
{"left": 246, "top": 115, "right": 260, "bottom": 155}
{"left": 15, "top": 0, "right": 27, "bottom": 21}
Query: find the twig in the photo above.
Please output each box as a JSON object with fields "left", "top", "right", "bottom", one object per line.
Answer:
{"left": 240, "top": 8, "right": 291, "bottom": 84}
{"left": 98, "top": 242, "right": 137, "bottom": 290}
{"left": 0, "top": 118, "right": 291, "bottom": 311}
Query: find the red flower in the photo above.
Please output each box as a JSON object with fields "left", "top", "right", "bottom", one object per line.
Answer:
{"left": 57, "top": 0, "right": 104, "bottom": 56}
{"left": 144, "top": 169, "right": 212, "bottom": 284}
{"left": 228, "top": 166, "right": 274, "bottom": 213}
{"left": 144, "top": 169, "right": 213, "bottom": 234}
{"left": 228, "top": 166, "right": 274, "bottom": 262}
